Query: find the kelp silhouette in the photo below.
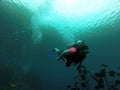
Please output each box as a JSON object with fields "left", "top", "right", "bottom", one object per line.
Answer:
{"left": 66, "top": 64, "right": 120, "bottom": 90}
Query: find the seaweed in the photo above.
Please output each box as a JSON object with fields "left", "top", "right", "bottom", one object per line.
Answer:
{"left": 66, "top": 64, "right": 120, "bottom": 90}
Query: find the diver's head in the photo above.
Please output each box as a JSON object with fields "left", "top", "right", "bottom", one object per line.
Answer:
{"left": 75, "top": 40, "right": 89, "bottom": 54}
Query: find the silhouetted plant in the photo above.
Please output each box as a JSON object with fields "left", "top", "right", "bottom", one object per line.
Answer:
{"left": 109, "top": 70, "right": 116, "bottom": 77}
{"left": 66, "top": 64, "right": 120, "bottom": 90}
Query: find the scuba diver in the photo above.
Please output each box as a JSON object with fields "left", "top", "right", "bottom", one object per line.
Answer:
{"left": 53, "top": 40, "right": 89, "bottom": 71}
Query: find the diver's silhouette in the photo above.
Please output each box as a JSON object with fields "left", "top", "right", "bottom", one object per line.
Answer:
{"left": 53, "top": 40, "right": 89, "bottom": 71}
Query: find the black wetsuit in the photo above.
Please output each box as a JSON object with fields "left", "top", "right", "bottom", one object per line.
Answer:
{"left": 63, "top": 42, "right": 89, "bottom": 67}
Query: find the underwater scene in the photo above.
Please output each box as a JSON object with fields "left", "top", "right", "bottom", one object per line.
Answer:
{"left": 0, "top": 0, "right": 120, "bottom": 90}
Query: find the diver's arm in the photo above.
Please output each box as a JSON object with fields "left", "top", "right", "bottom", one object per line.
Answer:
{"left": 57, "top": 49, "right": 70, "bottom": 60}
{"left": 57, "top": 47, "right": 77, "bottom": 60}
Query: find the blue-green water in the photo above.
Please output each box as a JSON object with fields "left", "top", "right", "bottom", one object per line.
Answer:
{"left": 0, "top": 0, "right": 120, "bottom": 90}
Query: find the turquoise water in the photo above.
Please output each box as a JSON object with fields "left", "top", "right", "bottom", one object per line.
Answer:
{"left": 0, "top": 0, "right": 120, "bottom": 90}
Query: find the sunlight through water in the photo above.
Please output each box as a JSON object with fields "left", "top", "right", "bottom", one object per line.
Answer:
{"left": 4, "top": 0, "right": 120, "bottom": 43}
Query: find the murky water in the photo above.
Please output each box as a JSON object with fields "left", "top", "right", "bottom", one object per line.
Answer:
{"left": 0, "top": 0, "right": 120, "bottom": 90}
